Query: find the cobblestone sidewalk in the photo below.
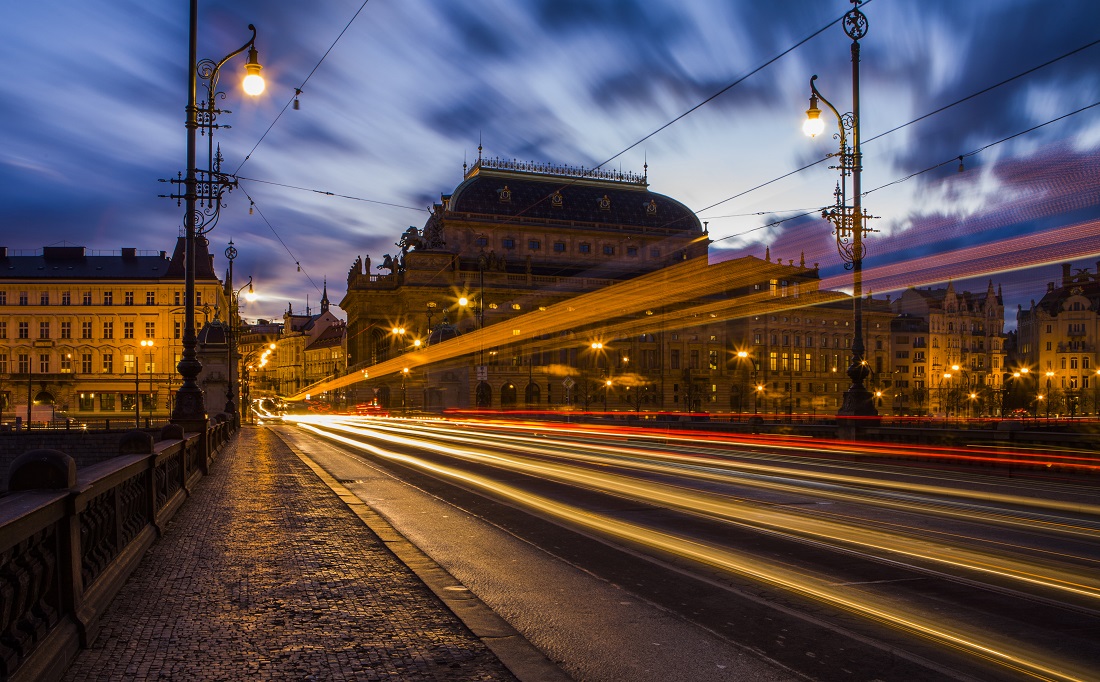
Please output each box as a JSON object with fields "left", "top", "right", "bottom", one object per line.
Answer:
{"left": 64, "top": 425, "right": 518, "bottom": 681}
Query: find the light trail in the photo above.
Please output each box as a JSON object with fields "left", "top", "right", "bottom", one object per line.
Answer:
{"left": 294, "top": 416, "right": 1100, "bottom": 606}
{"left": 296, "top": 419, "right": 1097, "bottom": 682}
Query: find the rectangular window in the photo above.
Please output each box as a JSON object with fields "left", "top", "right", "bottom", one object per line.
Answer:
{"left": 708, "top": 350, "right": 719, "bottom": 371}
{"left": 39, "top": 321, "right": 49, "bottom": 339}
{"left": 174, "top": 321, "right": 182, "bottom": 340}
{"left": 102, "top": 354, "right": 113, "bottom": 373}
{"left": 195, "top": 291, "right": 202, "bottom": 306}
{"left": 18, "top": 354, "right": 30, "bottom": 373}
{"left": 793, "top": 353, "right": 802, "bottom": 372}
{"left": 0, "top": 291, "right": 5, "bottom": 305}
{"left": 62, "top": 291, "right": 71, "bottom": 305}
{"left": 0, "top": 321, "right": 5, "bottom": 338}
{"left": 174, "top": 291, "right": 181, "bottom": 306}
{"left": 769, "top": 351, "right": 778, "bottom": 371}
{"left": 146, "top": 291, "right": 156, "bottom": 305}
{"left": 0, "top": 354, "right": 6, "bottom": 373}
{"left": 124, "top": 291, "right": 134, "bottom": 305}
{"left": 83, "top": 291, "right": 92, "bottom": 305}
{"left": 103, "top": 321, "right": 114, "bottom": 339}
{"left": 670, "top": 349, "right": 680, "bottom": 370}
{"left": 579, "top": 243, "right": 591, "bottom": 254}
{"left": 79, "top": 393, "right": 94, "bottom": 411}
{"left": 123, "top": 354, "right": 135, "bottom": 374}
{"left": 82, "top": 353, "right": 93, "bottom": 373}
{"left": 145, "top": 322, "right": 156, "bottom": 338}
{"left": 19, "top": 292, "right": 28, "bottom": 305}
{"left": 60, "top": 321, "right": 71, "bottom": 339}
{"left": 553, "top": 242, "right": 566, "bottom": 253}
{"left": 123, "top": 321, "right": 134, "bottom": 339}
{"left": 82, "top": 321, "right": 92, "bottom": 339}
{"left": 18, "top": 322, "right": 29, "bottom": 339}
{"left": 40, "top": 292, "right": 49, "bottom": 305}
{"left": 101, "top": 393, "right": 116, "bottom": 411}
{"left": 650, "top": 248, "right": 660, "bottom": 258}
{"left": 627, "top": 246, "right": 638, "bottom": 256}
{"left": 61, "top": 354, "right": 72, "bottom": 373}
{"left": 103, "top": 291, "right": 113, "bottom": 306}
{"left": 475, "top": 237, "right": 488, "bottom": 247}
{"left": 689, "top": 349, "right": 699, "bottom": 369}
{"left": 603, "top": 245, "right": 614, "bottom": 255}
{"left": 39, "top": 353, "right": 49, "bottom": 373}
{"left": 502, "top": 238, "right": 515, "bottom": 249}
{"left": 528, "top": 240, "right": 540, "bottom": 250}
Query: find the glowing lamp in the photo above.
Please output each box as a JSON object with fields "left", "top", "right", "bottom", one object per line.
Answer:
{"left": 242, "top": 45, "right": 265, "bottom": 96}
{"left": 803, "top": 94, "right": 824, "bottom": 138}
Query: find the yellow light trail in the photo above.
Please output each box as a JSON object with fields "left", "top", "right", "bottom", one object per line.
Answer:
{"left": 300, "top": 417, "right": 1100, "bottom": 605}
{"left": 339, "top": 417, "right": 1100, "bottom": 541}
{"left": 297, "top": 420, "right": 1096, "bottom": 682}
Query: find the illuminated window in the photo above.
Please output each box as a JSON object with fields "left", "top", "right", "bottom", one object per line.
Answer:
{"left": 553, "top": 242, "right": 566, "bottom": 253}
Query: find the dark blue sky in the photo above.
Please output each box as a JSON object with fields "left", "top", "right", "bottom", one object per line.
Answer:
{"left": 2, "top": 0, "right": 1099, "bottom": 326}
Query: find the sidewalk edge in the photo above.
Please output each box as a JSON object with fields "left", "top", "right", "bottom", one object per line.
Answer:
{"left": 275, "top": 429, "right": 572, "bottom": 682}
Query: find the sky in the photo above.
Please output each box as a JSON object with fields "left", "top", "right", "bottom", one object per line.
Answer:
{"left": 2, "top": 0, "right": 1099, "bottom": 328}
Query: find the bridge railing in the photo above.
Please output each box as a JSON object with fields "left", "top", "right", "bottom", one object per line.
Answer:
{"left": 0, "top": 418, "right": 236, "bottom": 682}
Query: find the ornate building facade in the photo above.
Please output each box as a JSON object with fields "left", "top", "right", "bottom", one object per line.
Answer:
{"left": 0, "top": 240, "right": 227, "bottom": 423}
{"left": 1016, "top": 262, "right": 1100, "bottom": 416}
{"left": 339, "top": 157, "right": 874, "bottom": 413}
{"left": 891, "top": 281, "right": 1008, "bottom": 416}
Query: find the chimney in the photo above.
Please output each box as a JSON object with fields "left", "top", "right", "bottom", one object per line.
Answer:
{"left": 1062, "top": 263, "right": 1071, "bottom": 288}
{"left": 121, "top": 247, "right": 136, "bottom": 259}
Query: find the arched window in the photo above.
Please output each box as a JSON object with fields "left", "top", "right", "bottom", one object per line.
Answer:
{"left": 524, "top": 382, "right": 540, "bottom": 406}
{"left": 501, "top": 383, "right": 517, "bottom": 408}
{"left": 475, "top": 382, "right": 491, "bottom": 409}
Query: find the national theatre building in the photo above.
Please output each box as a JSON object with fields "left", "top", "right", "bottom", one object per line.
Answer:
{"left": 340, "top": 156, "right": 853, "bottom": 414}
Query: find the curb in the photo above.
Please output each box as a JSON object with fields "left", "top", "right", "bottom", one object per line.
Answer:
{"left": 276, "top": 430, "right": 572, "bottom": 682}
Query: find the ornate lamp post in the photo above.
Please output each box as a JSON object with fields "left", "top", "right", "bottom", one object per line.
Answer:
{"left": 225, "top": 243, "right": 255, "bottom": 423}
{"left": 165, "top": 1, "right": 263, "bottom": 432}
{"left": 803, "top": 0, "right": 876, "bottom": 419}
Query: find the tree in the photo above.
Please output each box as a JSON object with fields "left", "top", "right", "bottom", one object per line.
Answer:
{"left": 910, "top": 385, "right": 928, "bottom": 416}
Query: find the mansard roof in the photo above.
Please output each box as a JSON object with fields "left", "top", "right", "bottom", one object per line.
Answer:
{"left": 0, "top": 244, "right": 176, "bottom": 280}
{"left": 445, "top": 158, "right": 701, "bottom": 233}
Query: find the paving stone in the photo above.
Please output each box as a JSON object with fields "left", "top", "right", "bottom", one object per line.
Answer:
{"left": 63, "top": 426, "right": 517, "bottom": 681}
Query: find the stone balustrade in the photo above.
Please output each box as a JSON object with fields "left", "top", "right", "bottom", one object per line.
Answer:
{"left": 0, "top": 418, "right": 236, "bottom": 681}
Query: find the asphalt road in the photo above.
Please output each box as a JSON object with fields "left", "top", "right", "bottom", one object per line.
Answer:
{"left": 273, "top": 416, "right": 1100, "bottom": 681}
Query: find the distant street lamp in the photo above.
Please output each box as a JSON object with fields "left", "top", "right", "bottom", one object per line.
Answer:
{"left": 604, "top": 378, "right": 612, "bottom": 412}
{"left": 803, "top": 0, "right": 876, "bottom": 419}
{"left": 164, "top": 2, "right": 264, "bottom": 431}
{"left": 137, "top": 339, "right": 154, "bottom": 427}
{"left": 1045, "top": 370, "right": 1055, "bottom": 418}
{"left": 401, "top": 367, "right": 410, "bottom": 415}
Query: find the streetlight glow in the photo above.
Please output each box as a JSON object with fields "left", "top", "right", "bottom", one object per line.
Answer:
{"left": 242, "top": 45, "right": 265, "bottom": 95}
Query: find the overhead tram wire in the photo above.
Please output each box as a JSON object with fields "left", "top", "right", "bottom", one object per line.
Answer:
{"left": 235, "top": 175, "right": 428, "bottom": 213}
{"left": 705, "top": 99, "right": 1100, "bottom": 245}
{"left": 233, "top": 0, "right": 373, "bottom": 176}
{"left": 696, "top": 36, "right": 1100, "bottom": 219}
{"left": 239, "top": 185, "right": 321, "bottom": 295}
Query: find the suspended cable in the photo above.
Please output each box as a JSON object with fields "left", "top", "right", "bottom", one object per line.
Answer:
{"left": 239, "top": 184, "right": 321, "bottom": 295}
{"left": 236, "top": 175, "right": 428, "bottom": 212}
{"left": 234, "top": 0, "right": 373, "bottom": 174}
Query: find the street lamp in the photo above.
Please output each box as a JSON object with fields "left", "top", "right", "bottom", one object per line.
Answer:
{"left": 604, "top": 378, "right": 612, "bottom": 412}
{"left": 225, "top": 243, "right": 255, "bottom": 422}
{"left": 735, "top": 350, "right": 750, "bottom": 416}
{"left": 401, "top": 367, "right": 410, "bottom": 415}
{"left": 137, "top": 339, "right": 154, "bottom": 427}
{"left": 803, "top": 0, "right": 876, "bottom": 419}
{"left": 165, "top": 3, "right": 264, "bottom": 432}
{"left": 1045, "top": 370, "right": 1055, "bottom": 419}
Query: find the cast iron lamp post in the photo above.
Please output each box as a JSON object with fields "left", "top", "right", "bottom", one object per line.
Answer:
{"left": 803, "top": 0, "right": 876, "bottom": 419}
{"left": 166, "top": 1, "right": 263, "bottom": 431}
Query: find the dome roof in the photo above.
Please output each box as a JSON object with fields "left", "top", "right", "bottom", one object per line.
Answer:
{"left": 446, "top": 159, "right": 700, "bottom": 233}
{"left": 427, "top": 321, "right": 461, "bottom": 346}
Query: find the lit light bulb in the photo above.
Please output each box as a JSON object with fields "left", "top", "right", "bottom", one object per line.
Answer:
{"left": 243, "top": 45, "right": 265, "bottom": 96}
